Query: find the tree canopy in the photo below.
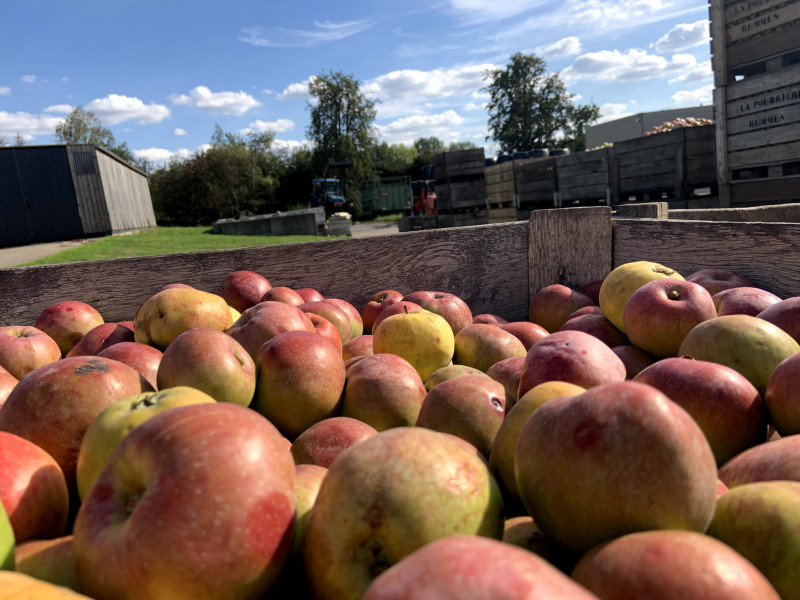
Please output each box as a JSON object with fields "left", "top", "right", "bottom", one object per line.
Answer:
{"left": 54, "top": 106, "right": 137, "bottom": 164}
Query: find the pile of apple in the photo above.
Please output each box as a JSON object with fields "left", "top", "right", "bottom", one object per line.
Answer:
{"left": 1, "top": 260, "right": 800, "bottom": 599}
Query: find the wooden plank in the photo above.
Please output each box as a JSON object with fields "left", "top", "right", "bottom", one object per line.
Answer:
{"left": 726, "top": 63, "right": 800, "bottom": 102}
{"left": 729, "top": 139, "right": 800, "bottom": 168}
{"left": 669, "top": 202, "right": 800, "bottom": 221}
{"left": 727, "top": 120, "right": 800, "bottom": 151}
{"left": 528, "top": 207, "right": 613, "bottom": 296}
{"left": 612, "top": 218, "right": 800, "bottom": 297}
{"left": 727, "top": 20, "right": 800, "bottom": 67}
{"left": 725, "top": 1, "right": 800, "bottom": 45}
{"left": 615, "top": 144, "right": 681, "bottom": 167}
{"left": 711, "top": 0, "right": 729, "bottom": 86}
{"left": 727, "top": 101, "right": 800, "bottom": 134}
{"left": 726, "top": 77, "right": 800, "bottom": 120}
{"left": 0, "top": 221, "right": 532, "bottom": 326}
{"left": 725, "top": 0, "right": 790, "bottom": 24}
{"left": 615, "top": 202, "right": 669, "bottom": 219}
{"left": 730, "top": 176, "right": 800, "bottom": 204}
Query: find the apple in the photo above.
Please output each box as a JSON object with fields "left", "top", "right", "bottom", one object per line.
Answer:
{"left": 295, "top": 287, "right": 325, "bottom": 303}
{"left": 485, "top": 356, "right": 526, "bottom": 406}
{"left": 227, "top": 300, "right": 315, "bottom": 360}
{"left": 402, "top": 291, "right": 473, "bottom": 335}
{"left": 0, "top": 356, "right": 152, "bottom": 494}
{"left": 515, "top": 381, "right": 717, "bottom": 554}
{"left": 73, "top": 402, "right": 296, "bottom": 600}
{"left": 679, "top": 314, "right": 800, "bottom": 395}
{"left": 499, "top": 320, "right": 549, "bottom": 351}
{"left": 758, "top": 297, "right": 800, "bottom": 344}
{"left": 633, "top": 357, "right": 767, "bottom": 465}
{"left": 423, "top": 364, "right": 488, "bottom": 392}
{"left": 362, "top": 535, "right": 599, "bottom": 600}
{"left": 260, "top": 285, "right": 306, "bottom": 306}
{"left": 303, "top": 427, "right": 504, "bottom": 600}
{"left": 361, "top": 290, "right": 404, "bottom": 334}
{"left": 707, "top": 481, "right": 800, "bottom": 600}
{"left": 35, "top": 301, "right": 105, "bottom": 357}
{"left": 341, "top": 353, "right": 428, "bottom": 431}
{"left": 291, "top": 416, "right": 378, "bottom": 468}
{"left": 528, "top": 284, "right": 595, "bottom": 334}
{"left": 372, "top": 308, "right": 455, "bottom": 382}
{"left": 66, "top": 322, "right": 135, "bottom": 357}
{"left": 578, "top": 279, "right": 604, "bottom": 304}
{"left": 293, "top": 464, "right": 327, "bottom": 556}
{"left": 561, "top": 313, "right": 628, "bottom": 348}
{"left": 97, "top": 341, "right": 163, "bottom": 390}
{"left": 307, "top": 312, "right": 343, "bottom": 354}
{"left": 472, "top": 314, "right": 509, "bottom": 325}
{"left": 135, "top": 287, "right": 233, "bottom": 350}
{"left": 686, "top": 267, "right": 755, "bottom": 297}
{"left": 416, "top": 376, "right": 507, "bottom": 458}
{"left": 612, "top": 345, "right": 655, "bottom": 379}
{"left": 0, "top": 501, "right": 12, "bottom": 570}
{"left": 766, "top": 353, "right": 800, "bottom": 436}
{"left": 517, "top": 330, "right": 626, "bottom": 398}
{"left": 0, "top": 365, "right": 18, "bottom": 410}
{"left": 566, "top": 305, "right": 605, "bottom": 320}
{"left": 0, "top": 431, "right": 69, "bottom": 543}
{"left": 502, "top": 515, "right": 578, "bottom": 574}
{"left": 453, "top": 323, "right": 527, "bottom": 373}
{"left": 572, "top": 529, "right": 780, "bottom": 599}
{"left": 252, "top": 330, "right": 346, "bottom": 440}
{"left": 372, "top": 300, "right": 424, "bottom": 333}
{"left": 327, "top": 298, "right": 364, "bottom": 341}
{"left": 156, "top": 327, "right": 255, "bottom": 406}
{"left": 0, "top": 571, "right": 93, "bottom": 598}
{"left": 342, "top": 334, "right": 373, "bottom": 361}
{"left": 623, "top": 278, "right": 716, "bottom": 358}
{"left": 297, "top": 300, "right": 353, "bottom": 345}
{"left": 714, "top": 287, "right": 781, "bottom": 316}
{"left": 218, "top": 270, "right": 271, "bottom": 313}
{"left": 14, "top": 535, "right": 78, "bottom": 591}
{"left": 718, "top": 434, "right": 800, "bottom": 488}
{"left": 76, "top": 386, "right": 217, "bottom": 500}
{"left": 599, "top": 260, "right": 684, "bottom": 332}
{"left": 0, "top": 326, "right": 61, "bottom": 380}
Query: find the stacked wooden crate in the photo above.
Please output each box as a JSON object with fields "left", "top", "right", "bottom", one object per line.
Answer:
{"left": 515, "top": 158, "right": 557, "bottom": 220}
{"left": 555, "top": 147, "right": 612, "bottom": 207}
{"left": 433, "top": 149, "right": 488, "bottom": 228}
{"left": 485, "top": 160, "right": 518, "bottom": 223}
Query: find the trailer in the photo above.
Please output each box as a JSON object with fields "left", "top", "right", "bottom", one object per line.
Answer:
{"left": 360, "top": 176, "right": 413, "bottom": 216}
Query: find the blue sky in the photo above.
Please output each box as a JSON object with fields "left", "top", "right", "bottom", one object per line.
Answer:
{"left": 1, "top": 0, "right": 714, "bottom": 163}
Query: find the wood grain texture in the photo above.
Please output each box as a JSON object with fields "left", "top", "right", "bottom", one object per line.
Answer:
{"left": 0, "top": 222, "right": 531, "bottom": 326}
{"left": 615, "top": 202, "right": 669, "bottom": 219}
{"left": 613, "top": 218, "right": 800, "bottom": 297}
{"left": 528, "top": 206, "right": 613, "bottom": 296}
{"left": 669, "top": 202, "right": 800, "bottom": 221}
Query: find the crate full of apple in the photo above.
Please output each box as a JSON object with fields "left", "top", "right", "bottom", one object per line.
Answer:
{"left": 0, "top": 258, "right": 799, "bottom": 600}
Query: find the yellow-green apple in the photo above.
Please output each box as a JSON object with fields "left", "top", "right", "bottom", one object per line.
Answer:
{"left": 327, "top": 298, "right": 364, "bottom": 341}
{"left": 97, "top": 341, "right": 163, "bottom": 390}
{"left": 253, "top": 330, "right": 346, "bottom": 440}
{"left": 489, "top": 381, "right": 584, "bottom": 510}
{"left": 718, "top": 434, "right": 800, "bottom": 487}
{"left": 73, "top": 402, "right": 296, "bottom": 600}
{"left": 293, "top": 464, "right": 327, "bottom": 557}
{"left": 306, "top": 313, "right": 342, "bottom": 354}
{"left": 707, "top": 481, "right": 800, "bottom": 600}
{"left": 423, "top": 364, "right": 487, "bottom": 392}
{"left": 402, "top": 291, "right": 473, "bottom": 335}
{"left": 572, "top": 529, "right": 780, "bottom": 599}
{"left": 217, "top": 270, "right": 271, "bottom": 313}
{"left": 35, "top": 301, "right": 104, "bottom": 357}
{"left": 0, "top": 431, "right": 69, "bottom": 543}
{"left": 502, "top": 515, "right": 577, "bottom": 574}
{"left": 758, "top": 297, "right": 800, "bottom": 343}
{"left": 578, "top": 279, "right": 604, "bottom": 304}
{"left": 372, "top": 300, "right": 423, "bottom": 332}
{"left": 76, "top": 386, "right": 217, "bottom": 500}
{"left": 134, "top": 287, "right": 233, "bottom": 350}
{"left": 372, "top": 308, "right": 455, "bottom": 382}
{"left": 599, "top": 261, "right": 683, "bottom": 332}
{"left": 473, "top": 314, "right": 508, "bottom": 325}
{"left": 485, "top": 356, "right": 526, "bottom": 407}
{"left": 66, "top": 322, "right": 135, "bottom": 357}
{"left": 296, "top": 287, "right": 325, "bottom": 303}
{"left": 528, "top": 284, "right": 595, "bottom": 334}
{"left": 678, "top": 314, "right": 800, "bottom": 395}
{"left": 361, "top": 535, "right": 598, "bottom": 600}
{"left": 686, "top": 267, "right": 754, "bottom": 297}
{"left": 0, "top": 326, "right": 61, "bottom": 380}
{"left": 0, "top": 571, "right": 92, "bottom": 598}
{"left": 561, "top": 313, "right": 628, "bottom": 347}
{"left": 0, "top": 501, "right": 12, "bottom": 570}
{"left": 416, "top": 376, "right": 507, "bottom": 458}
{"left": 297, "top": 300, "right": 352, "bottom": 345}
{"left": 14, "top": 536, "right": 77, "bottom": 590}
{"left": 623, "top": 278, "right": 716, "bottom": 358}
{"left": 714, "top": 287, "right": 781, "bottom": 316}
{"left": 517, "top": 330, "right": 626, "bottom": 398}
{"left": 361, "top": 290, "right": 404, "bottom": 334}
{"left": 342, "top": 335, "right": 373, "bottom": 361}
{"left": 453, "top": 323, "right": 527, "bottom": 373}
{"left": 260, "top": 285, "right": 305, "bottom": 306}
{"left": 634, "top": 357, "right": 766, "bottom": 465}
{"left": 0, "top": 356, "right": 152, "bottom": 496}
{"left": 341, "top": 353, "right": 427, "bottom": 431}
{"left": 515, "top": 381, "right": 717, "bottom": 554}
{"left": 291, "top": 416, "right": 378, "bottom": 468}
{"left": 156, "top": 327, "right": 255, "bottom": 406}
{"left": 303, "top": 427, "right": 504, "bottom": 600}
{"left": 0, "top": 365, "right": 17, "bottom": 409}
{"left": 766, "top": 353, "right": 800, "bottom": 435}
{"left": 227, "top": 300, "right": 315, "bottom": 360}
{"left": 612, "top": 345, "right": 655, "bottom": 379}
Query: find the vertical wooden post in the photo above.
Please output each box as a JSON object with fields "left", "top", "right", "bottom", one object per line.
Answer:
{"left": 709, "top": 0, "right": 731, "bottom": 207}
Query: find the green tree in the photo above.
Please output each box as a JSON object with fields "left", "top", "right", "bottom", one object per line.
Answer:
{"left": 374, "top": 142, "right": 417, "bottom": 176}
{"left": 306, "top": 71, "right": 378, "bottom": 206}
{"left": 483, "top": 52, "right": 599, "bottom": 154}
{"left": 54, "top": 106, "right": 137, "bottom": 163}
{"left": 413, "top": 137, "right": 445, "bottom": 167}
{"left": 447, "top": 141, "right": 478, "bottom": 152}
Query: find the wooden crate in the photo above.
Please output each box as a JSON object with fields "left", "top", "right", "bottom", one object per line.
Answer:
{"left": 488, "top": 206, "right": 518, "bottom": 223}
{"left": 556, "top": 147, "right": 612, "bottom": 206}
{"left": 397, "top": 215, "right": 437, "bottom": 232}
{"left": 436, "top": 209, "right": 489, "bottom": 229}
{"left": 433, "top": 148, "right": 486, "bottom": 181}
{"left": 485, "top": 161, "right": 517, "bottom": 208}
{"left": 515, "top": 158, "right": 557, "bottom": 214}
{"left": 436, "top": 179, "right": 488, "bottom": 212}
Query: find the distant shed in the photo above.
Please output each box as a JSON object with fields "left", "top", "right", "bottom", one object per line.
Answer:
{"left": 0, "top": 144, "right": 156, "bottom": 247}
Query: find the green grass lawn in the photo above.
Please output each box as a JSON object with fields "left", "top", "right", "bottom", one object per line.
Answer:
{"left": 19, "top": 227, "right": 341, "bottom": 267}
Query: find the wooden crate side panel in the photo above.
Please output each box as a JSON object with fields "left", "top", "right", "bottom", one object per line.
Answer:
{"left": 730, "top": 176, "right": 800, "bottom": 205}
{"left": 726, "top": 20, "right": 800, "bottom": 67}
{"left": 725, "top": 64, "right": 800, "bottom": 118}
{"left": 436, "top": 180, "right": 488, "bottom": 210}
{"left": 488, "top": 207, "right": 517, "bottom": 223}
{"left": 612, "top": 218, "right": 800, "bottom": 297}
{"left": 725, "top": 0, "right": 800, "bottom": 46}
{"left": 613, "top": 129, "right": 685, "bottom": 156}
{"left": 725, "top": 0, "right": 790, "bottom": 24}
{"left": 485, "top": 162, "right": 515, "bottom": 186}
{"left": 729, "top": 140, "right": 800, "bottom": 168}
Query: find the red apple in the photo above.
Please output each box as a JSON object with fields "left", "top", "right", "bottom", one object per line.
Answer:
{"left": 528, "top": 284, "right": 594, "bottom": 334}
{"left": 623, "top": 278, "right": 716, "bottom": 358}
{"left": 0, "top": 365, "right": 18, "bottom": 410}
{"left": 291, "top": 416, "right": 378, "bottom": 468}
{"left": 714, "top": 287, "right": 781, "bottom": 316}
{"left": 66, "top": 322, "right": 136, "bottom": 357}
{"left": 498, "top": 321, "right": 549, "bottom": 350}
{"left": 612, "top": 345, "right": 655, "bottom": 379}
{"left": 35, "top": 301, "right": 105, "bottom": 357}
{"left": 73, "top": 402, "right": 296, "bottom": 600}
{"left": 453, "top": 323, "right": 527, "bottom": 372}
{"left": 227, "top": 300, "right": 315, "bottom": 360}
{"left": 472, "top": 314, "right": 509, "bottom": 325}
{"left": 758, "top": 297, "right": 800, "bottom": 344}
{"left": 561, "top": 313, "right": 628, "bottom": 347}
{"left": 14, "top": 535, "right": 78, "bottom": 591}
{"left": 218, "top": 270, "right": 271, "bottom": 313}
{"left": 295, "top": 287, "right": 325, "bottom": 303}
{"left": 260, "top": 285, "right": 305, "bottom": 306}
{"left": 686, "top": 268, "right": 755, "bottom": 297}
{"left": 0, "top": 326, "right": 61, "bottom": 380}
{"left": 578, "top": 279, "right": 604, "bottom": 305}
{"left": 766, "top": 353, "right": 800, "bottom": 436}
{"left": 97, "top": 342, "right": 163, "bottom": 390}
{"left": 298, "top": 300, "right": 353, "bottom": 345}
{"left": 371, "top": 300, "right": 424, "bottom": 333}
{"left": 307, "top": 313, "right": 343, "bottom": 354}
{"left": 402, "top": 290, "right": 473, "bottom": 335}
{"left": 485, "top": 355, "right": 526, "bottom": 407}
{"left": 566, "top": 305, "right": 605, "bottom": 320}
{"left": 361, "top": 290, "right": 404, "bottom": 335}
{"left": 327, "top": 298, "right": 364, "bottom": 341}
{"left": 342, "top": 335, "right": 373, "bottom": 361}
{"left": 718, "top": 434, "right": 800, "bottom": 487}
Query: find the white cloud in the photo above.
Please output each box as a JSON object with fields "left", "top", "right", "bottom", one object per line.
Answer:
{"left": 0, "top": 111, "right": 64, "bottom": 140}
{"left": 170, "top": 86, "right": 260, "bottom": 115}
{"left": 378, "top": 110, "right": 466, "bottom": 145}
{"left": 240, "top": 19, "right": 374, "bottom": 48}
{"left": 668, "top": 60, "right": 712, "bottom": 84}
{"left": 246, "top": 119, "right": 295, "bottom": 134}
{"left": 655, "top": 19, "right": 709, "bottom": 53}
{"left": 540, "top": 36, "right": 581, "bottom": 59}
{"left": 464, "top": 102, "right": 486, "bottom": 111}
{"left": 278, "top": 78, "right": 315, "bottom": 100}
{"left": 133, "top": 144, "right": 210, "bottom": 165}
{"left": 597, "top": 103, "right": 632, "bottom": 123}
{"left": 21, "top": 75, "right": 37, "bottom": 83}
{"left": 671, "top": 84, "right": 713, "bottom": 105}
{"left": 85, "top": 94, "right": 171, "bottom": 125}
{"left": 43, "top": 104, "right": 73, "bottom": 114}
{"left": 0, "top": 87, "right": 10, "bottom": 96}
{"left": 446, "top": 0, "right": 549, "bottom": 23}
{"left": 562, "top": 50, "right": 697, "bottom": 83}
{"left": 174, "top": 128, "right": 187, "bottom": 136}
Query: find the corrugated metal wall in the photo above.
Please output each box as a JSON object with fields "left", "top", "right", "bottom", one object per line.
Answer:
{"left": 95, "top": 149, "right": 156, "bottom": 231}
